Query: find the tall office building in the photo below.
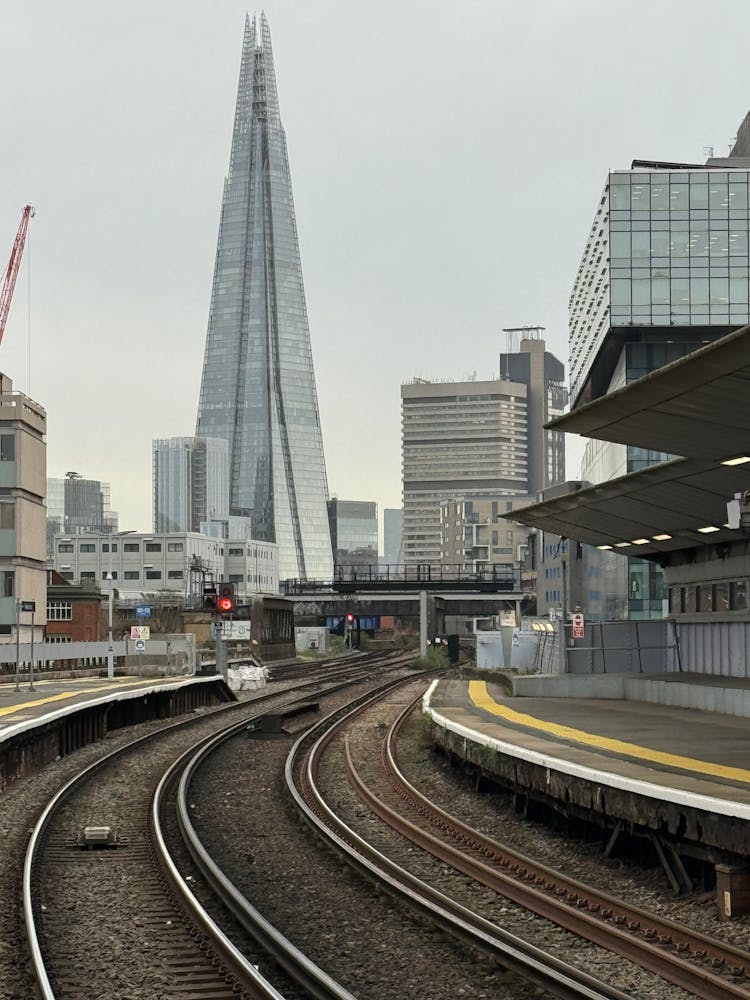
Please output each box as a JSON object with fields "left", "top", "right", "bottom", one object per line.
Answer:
{"left": 401, "top": 334, "right": 566, "bottom": 565}
{"left": 570, "top": 120, "right": 750, "bottom": 617}
{"left": 327, "top": 499, "right": 378, "bottom": 568}
{"left": 152, "top": 437, "right": 229, "bottom": 534}
{"left": 195, "top": 13, "right": 332, "bottom": 582}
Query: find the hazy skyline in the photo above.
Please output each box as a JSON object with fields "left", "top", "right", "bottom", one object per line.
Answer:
{"left": 3, "top": 1, "right": 750, "bottom": 536}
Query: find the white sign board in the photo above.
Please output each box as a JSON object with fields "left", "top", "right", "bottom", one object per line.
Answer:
{"left": 572, "top": 613, "right": 584, "bottom": 639}
{"left": 134, "top": 638, "right": 146, "bottom": 653}
{"left": 131, "top": 625, "right": 150, "bottom": 640}
{"left": 220, "top": 621, "right": 252, "bottom": 640}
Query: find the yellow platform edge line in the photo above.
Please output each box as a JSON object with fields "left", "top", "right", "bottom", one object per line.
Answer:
{"left": 0, "top": 678, "right": 165, "bottom": 720}
{"left": 468, "top": 680, "right": 750, "bottom": 786}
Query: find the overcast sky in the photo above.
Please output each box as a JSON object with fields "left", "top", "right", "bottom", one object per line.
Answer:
{"left": 3, "top": 1, "right": 750, "bottom": 536}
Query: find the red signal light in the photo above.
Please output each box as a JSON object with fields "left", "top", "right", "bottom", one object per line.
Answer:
{"left": 218, "top": 596, "right": 234, "bottom": 613}
{"left": 346, "top": 613, "right": 355, "bottom": 623}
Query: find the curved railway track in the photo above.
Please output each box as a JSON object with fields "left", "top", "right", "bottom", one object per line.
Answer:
{"left": 286, "top": 675, "right": 634, "bottom": 1000}
{"left": 23, "top": 653, "right": 409, "bottom": 999}
{"left": 345, "top": 685, "right": 750, "bottom": 1000}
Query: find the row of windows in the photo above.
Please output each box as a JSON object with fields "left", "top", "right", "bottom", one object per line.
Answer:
{"left": 669, "top": 580, "right": 748, "bottom": 614}
{"left": 47, "top": 601, "right": 72, "bottom": 620}
{"left": 58, "top": 541, "right": 184, "bottom": 554}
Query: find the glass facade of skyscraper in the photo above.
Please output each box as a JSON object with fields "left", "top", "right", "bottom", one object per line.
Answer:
{"left": 571, "top": 160, "right": 750, "bottom": 619}
{"left": 570, "top": 166, "right": 750, "bottom": 407}
{"left": 196, "top": 13, "right": 332, "bottom": 582}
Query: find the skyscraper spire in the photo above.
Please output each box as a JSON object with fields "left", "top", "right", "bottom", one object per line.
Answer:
{"left": 196, "top": 13, "right": 333, "bottom": 582}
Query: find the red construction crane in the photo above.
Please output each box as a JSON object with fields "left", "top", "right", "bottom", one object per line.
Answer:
{"left": 0, "top": 204, "right": 35, "bottom": 345}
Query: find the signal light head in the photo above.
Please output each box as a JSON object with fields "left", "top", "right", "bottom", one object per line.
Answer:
{"left": 218, "top": 597, "right": 234, "bottom": 613}
{"left": 346, "top": 613, "right": 355, "bottom": 623}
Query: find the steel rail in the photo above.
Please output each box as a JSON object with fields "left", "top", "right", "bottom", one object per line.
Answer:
{"left": 286, "top": 678, "right": 633, "bottom": 1000}
{"left": 379, "top": 693, "right": 750, "bottom": 1000}
{"left": 21, "top": 677, "right": 350, "bottom": 999}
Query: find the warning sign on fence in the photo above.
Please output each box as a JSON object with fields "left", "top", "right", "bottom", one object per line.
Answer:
{"left": 571, "top": 613, "right": 584, "bottom": 639}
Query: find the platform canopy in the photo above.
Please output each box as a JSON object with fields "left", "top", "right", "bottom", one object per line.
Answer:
{"left": 504, "top": 325, "right": 750, "bottom": 558}
{"left": 547, "top": 324, "right": 750, "bottom": 460}
{"left": 505, "top": 457, "right": 750, "bottom": 557}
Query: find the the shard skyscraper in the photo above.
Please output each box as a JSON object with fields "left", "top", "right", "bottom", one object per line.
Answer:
{"left": 196, "top": 13, "right": 333, "bottom": 582}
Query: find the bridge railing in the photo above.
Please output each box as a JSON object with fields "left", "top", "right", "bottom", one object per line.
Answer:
{"left": 282, "top": 563, "right": 526, "bottom": 595}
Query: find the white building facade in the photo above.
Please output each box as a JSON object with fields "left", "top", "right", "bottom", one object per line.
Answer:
{"left": 53, "top": 531, "right": 278, "bottom": 601}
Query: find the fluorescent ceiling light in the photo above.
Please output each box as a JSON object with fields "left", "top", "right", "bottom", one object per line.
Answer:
{"left": 614, "top": 541, "right": 631, "bottom": 548}
{"left": 698, "top": 525, "right": 720, "bottom": 533}
{"left": 722, "top": 456, "right": 750, "bottom": 466}
{"left": 652, "top": 533, "right": 672, "bottom": 541}
{"left": 597, "top": 544, "right": 613, "bottom": 550}
{"left": 631, "top": 538, "right": 650, "bottom": 545}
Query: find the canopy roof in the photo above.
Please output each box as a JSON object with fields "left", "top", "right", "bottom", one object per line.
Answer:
{"left": 505, "top": 326, "right": 750, "bottom": 557}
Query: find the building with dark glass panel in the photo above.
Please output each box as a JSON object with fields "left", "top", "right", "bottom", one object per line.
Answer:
{"left": 570, "top": 121, "right": 750, "bottom": 617}
{"left": 327, "top": 499, "right": 378, "bottom": 568}
{"left": 196, "top": 13, "right": 332, "bottom": 582}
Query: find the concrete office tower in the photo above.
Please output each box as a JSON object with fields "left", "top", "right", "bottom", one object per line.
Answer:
{"left": 571, "top": 125, "right": 750, "bottom": 617}
{"left": 401, "top": 334, "right": 566, "bottom": 565}
{"left": 152, "top": 437, "right": 229, "bottom": 534}
{"left": 327, "top": 499, "right": 378, "bottom": 568}
{"left": 196, "top": 13, "right": 332, "bottom": 582}
{"left": 0, "top": 374, "right": 46, "bottom": 642}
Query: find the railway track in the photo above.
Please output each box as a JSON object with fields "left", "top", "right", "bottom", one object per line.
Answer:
{"left": 287, "top": 675, "right": 635, "bottom": 1000}
{"left": 346, "top": 685, "right": 750, "bottom": 1000}
{"left": 23, "top": 654, "right": 408, "bottom": 999}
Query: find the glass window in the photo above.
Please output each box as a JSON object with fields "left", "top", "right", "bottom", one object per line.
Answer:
{"left": 145, "top": 542, "right": 162, "bottom": 553}
{"left": 228, "top": 547, "right": 244, "bottom": 556}
{"left": 709, "top": 181, "right": 729, "bottom": 211}
{"left": 0, "top": 503, "right": 15, "bottom": 529}
{"left": 630, "top": 183, "right": 649, "bottom": 211}
{"left": 631, "top": 231, "right": 650, "bottom": 258}
{"left": 145, "top": 570, "right": 162, "bottom": 580}
{"left": 610, "top": 279, "right": 631, "bottom": 305}
{"left": 670, "top": 184, "right": 689, "bottom": 210}
{"left": 47, "top": 601, "right": 72, "bottom": 621}
{"left": 1, "top": 570, "right": 13, "bottom": 597}
{"left": 80, "top": 571, "right": 96, "bottom": 581}
{"left": 58, "top": 543, "right": 74, "bottom": 553}
{"left": 167, "top": 570, "right": 183, "bottom": 579}
{"left": 167, "top": 542, "right": 183, "bottom": 552}
{"left": 610, "top": 231, "right": 631, "bottom": 258}
{"left": 0, "top": 435, "right": 15, "bottom": 462}
{"left": 632, "top": 278, "right": 650, "bottom": 305}
{"left": 690, "top": 183, "right": 709, "bottom": 209}
{"left": 651, "top": 183, "right": 668, "bottom": 210}
{"left": 652, "top": 276, "right": 669, "bottom": 304}
{"left": 728, "top": 183, "right": 748, "bottom": 210}
{"left": 731, "top": 581, "right": 747, "bottom": 610}
{"left": 696, "top": 584, "right": 712, "bottom": 612}
{"left": 671, "top": 277, "right": 689, "bottom": 303}
{"left": 715, "top": 582, "right": 730, "bottom": 612}
{"left": 730, "top": 277, "right": 749, "bottom": 303}
{"left": 609, "top": 183, "right": 630, "bottom": 210}
{"left": 80, "top": 543, "right": 96, "bottom": 553}
{"left": 690, "top": 276, "right": 709, "bottom": 303}
{"left": 124, "top": 543, "right": 140, "bottom": 552}
{"left": 124, "top": 570, "right": 139, "bottom": 580}
{"left": 710, "top": 277, "right": 729, "bottom": 304}
{"left": 651, "top": 230, "right": 670, "bottom": 256}
{"left": 670, "top": 230, "right": 690, "bottom": 257}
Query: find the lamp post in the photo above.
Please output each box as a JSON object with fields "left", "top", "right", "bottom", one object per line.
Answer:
{"left": 105, "top": 571, "right": 114, "bottom": 680}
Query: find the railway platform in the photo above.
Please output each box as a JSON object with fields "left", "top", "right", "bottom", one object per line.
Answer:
{"left": 0, "top": 673, "right": 234, "bottom": 792}
{"left": 423, "top": 676, "right": 750, "bottom": 916}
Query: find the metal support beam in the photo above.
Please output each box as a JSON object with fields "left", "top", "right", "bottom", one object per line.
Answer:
{"left": 419, "top": 590, "right": 427, "bottom": 659}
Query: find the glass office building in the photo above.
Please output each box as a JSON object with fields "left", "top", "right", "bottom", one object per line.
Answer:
{"left": 196, "top": 13, "right": 333, "bottom": 582}
{"left": 570, "top": 154, "right": 750, "bottom": 617}
{"left": 152, "top": 437, "right": 229, "bottom": 534}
